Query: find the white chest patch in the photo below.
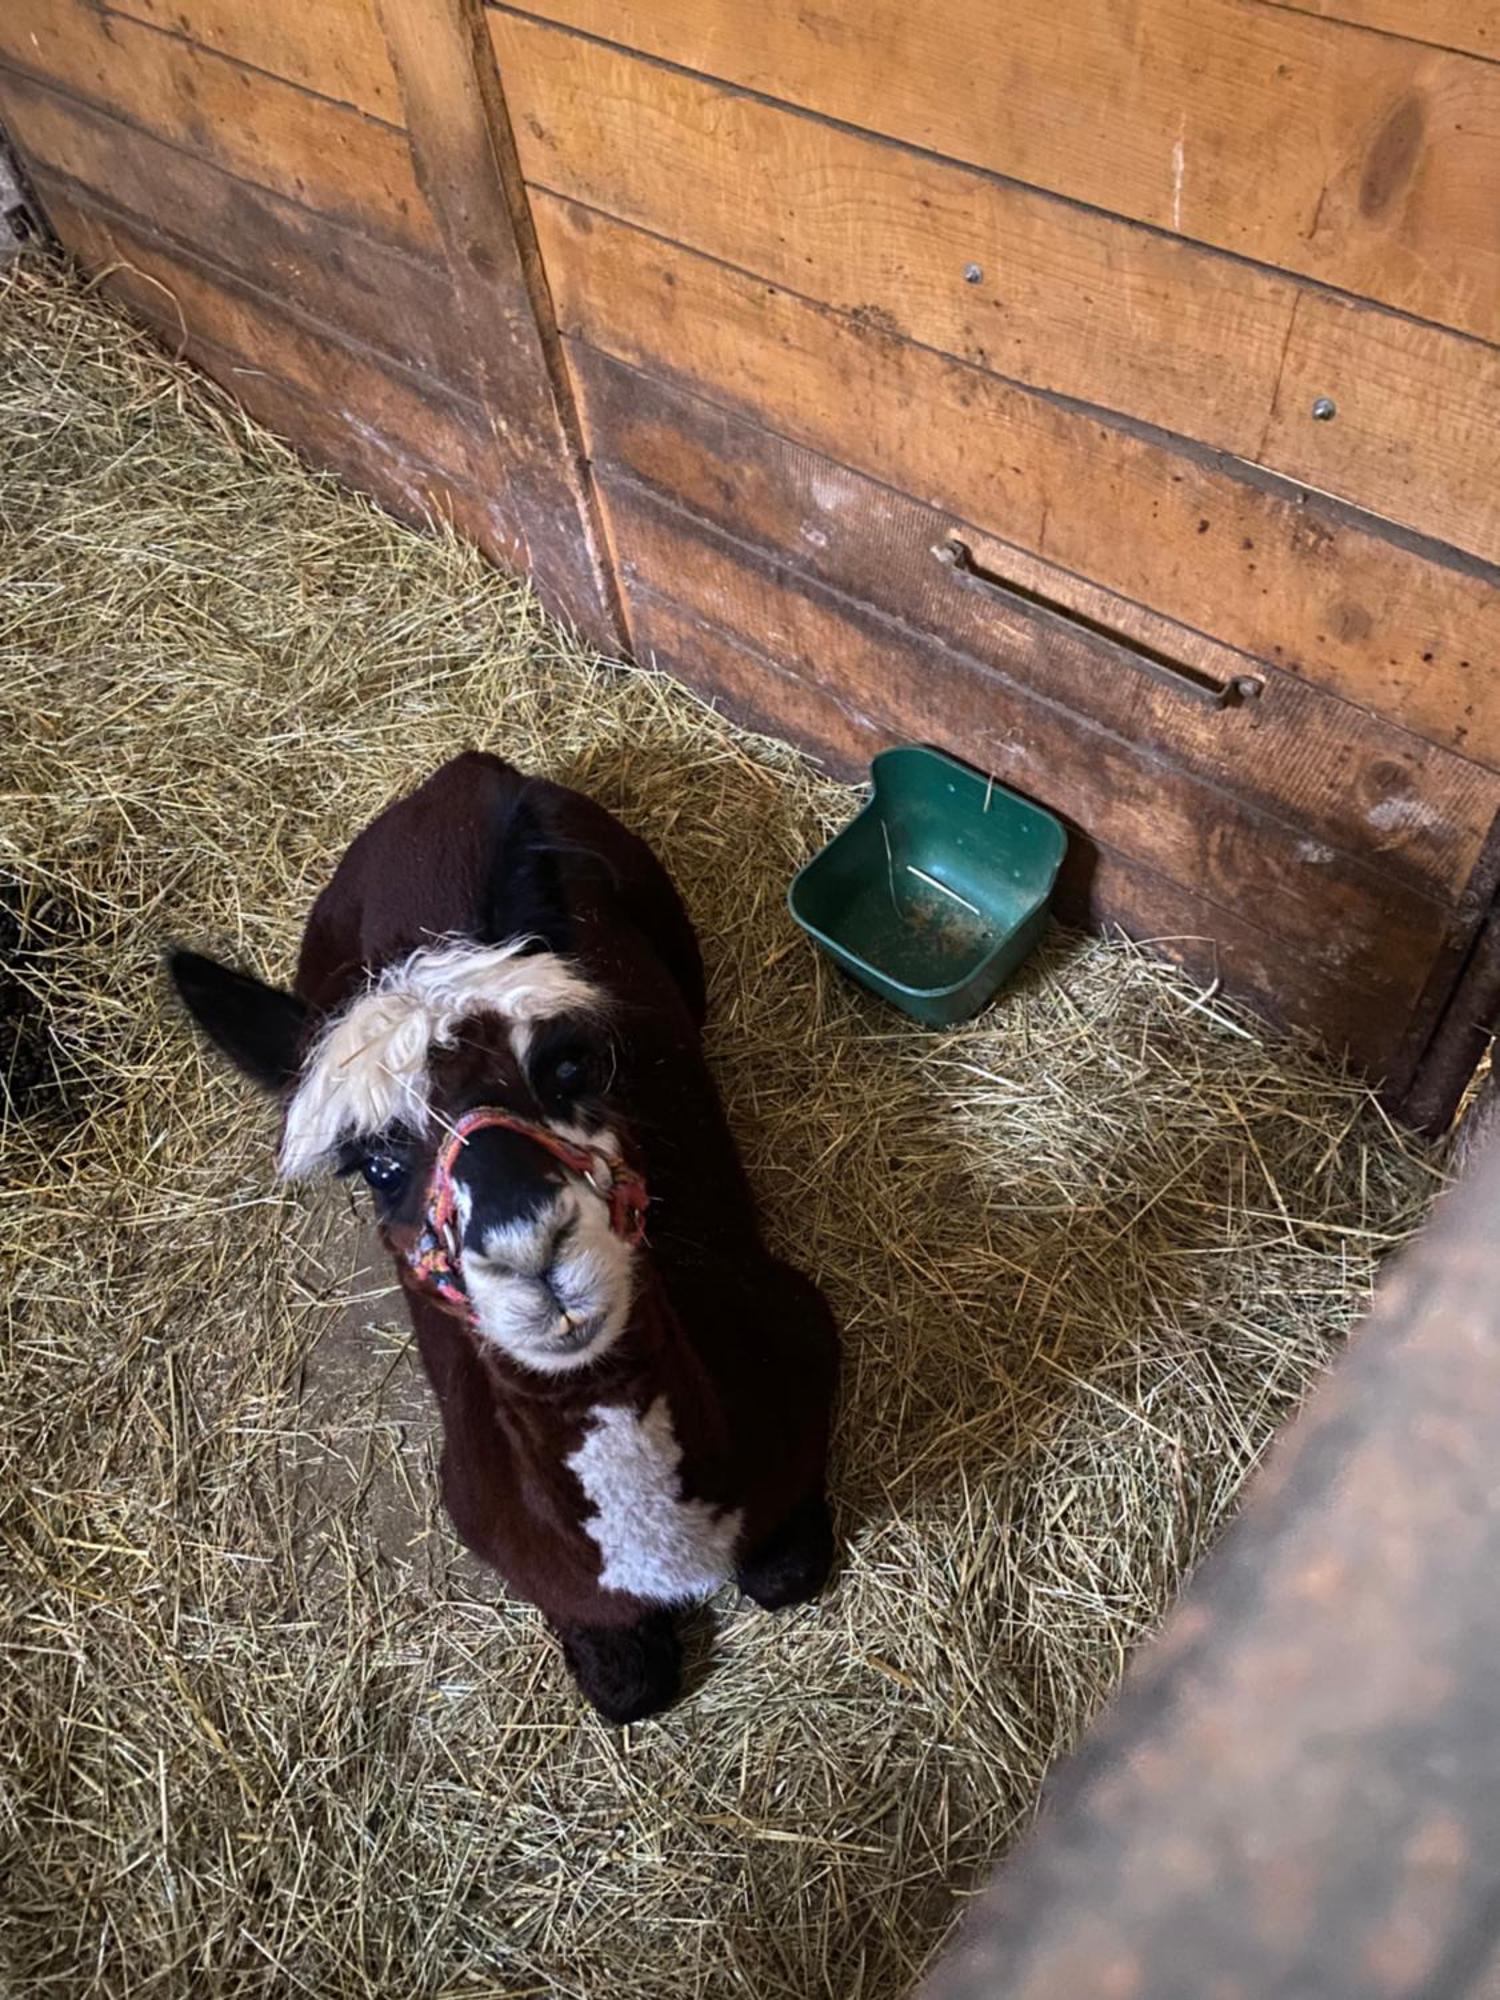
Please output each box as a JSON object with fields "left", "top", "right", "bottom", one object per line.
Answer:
{"left": 567, "top": 1398, "right": 743, "bottom": 1604}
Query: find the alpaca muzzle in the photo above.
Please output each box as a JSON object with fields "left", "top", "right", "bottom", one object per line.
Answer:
{"left": 386, "top": 1105, "right": 648, "bottom": 1326}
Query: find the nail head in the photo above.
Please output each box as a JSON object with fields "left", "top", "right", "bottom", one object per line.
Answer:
{"left": 1311, "top": 395, "right": 1337, "bottom": 421}
{"left": 963, "top": 263, "right": 983, "bottom": 284}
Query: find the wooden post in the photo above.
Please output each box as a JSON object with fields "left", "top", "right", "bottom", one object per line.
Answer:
{"left": 372, "top": 0, "right": 623, "bottom": 651}
{"left": 1393, "top": 904, "right": 1500, "bottom": 1136}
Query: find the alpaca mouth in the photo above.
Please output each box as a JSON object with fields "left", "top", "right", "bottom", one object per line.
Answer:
{"left": 463, "top": 1255, "right": 627, "bottom": 1371}
{"left": 542, "top": 1276, "right": 605, "bottom": 1352}
{"left": 549, "top": 1313, "right": 599, "bottom": 1354}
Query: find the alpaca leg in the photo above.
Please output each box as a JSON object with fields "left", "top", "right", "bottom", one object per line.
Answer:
{"left": 557, "top": 1610, "right": 682, "bottom": 1724}
{"left": 736, "top": 1494, "right": 836, "bottom": 1611}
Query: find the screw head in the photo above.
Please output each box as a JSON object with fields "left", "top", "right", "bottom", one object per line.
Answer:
{"left": 1311, "top": 395, "right": 1337, "bottom": 421}
{"left": 963, "top": 263, "right": 983, "bottom": 284}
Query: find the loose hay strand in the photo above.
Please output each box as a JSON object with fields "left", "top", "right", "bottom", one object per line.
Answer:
{"left": 0, "top": 255, "right": 1439, "bottom": 1999}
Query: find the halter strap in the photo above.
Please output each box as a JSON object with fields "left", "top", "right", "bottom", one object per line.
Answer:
{"left": 391, "top": 1106, "right": 649, "bottom": 1326}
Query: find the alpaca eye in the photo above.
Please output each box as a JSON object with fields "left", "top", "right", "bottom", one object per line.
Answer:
{"left": 360, "top": 1153, "right": 408, "bottom": 1195}
{"left": 541, "top": 1043, "right": 596, "bottom": 1098}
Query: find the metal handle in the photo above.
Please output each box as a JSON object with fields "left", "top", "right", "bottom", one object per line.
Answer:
{"left": 932, "top": 536, "right": 1263, "bottom": 711}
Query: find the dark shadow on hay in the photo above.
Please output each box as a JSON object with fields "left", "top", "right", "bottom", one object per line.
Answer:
{"left": 1, "top": 875, "right": 70, "bottom": 1122}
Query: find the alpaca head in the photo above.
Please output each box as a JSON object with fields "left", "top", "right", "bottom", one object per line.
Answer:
{"left": 170, "top": 935, "right": 642, "bottom": 1373}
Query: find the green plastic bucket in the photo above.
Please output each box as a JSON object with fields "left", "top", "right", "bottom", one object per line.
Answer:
{"left": 788, "top": 746, "right": 1067, "bottom": 1027}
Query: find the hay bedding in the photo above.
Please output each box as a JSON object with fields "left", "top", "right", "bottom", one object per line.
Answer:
{"left": 0, "top": 256, "right": 1438, "bottom": 1999}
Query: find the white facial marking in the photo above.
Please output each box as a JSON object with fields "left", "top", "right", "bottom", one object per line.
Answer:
{"left": 278, "top": 938, "right": 600, "bottom": 1178}
{"left": 460, "top": 1177, "right": 636, "bottom": 1376}
{"left": 568, "top": 1398, "right": 743, "bottom": 1603}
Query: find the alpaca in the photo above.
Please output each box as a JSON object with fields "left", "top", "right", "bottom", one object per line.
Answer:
{"left": 170, "top": 752, "right": 839, "bottom": 1722}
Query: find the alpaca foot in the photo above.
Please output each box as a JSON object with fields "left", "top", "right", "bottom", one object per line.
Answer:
{"left": 558, "top": 1610, "right": 682, "bottom": 1724}
{"left": 736, "top": 1495, "right": 836, "bottom": 1611}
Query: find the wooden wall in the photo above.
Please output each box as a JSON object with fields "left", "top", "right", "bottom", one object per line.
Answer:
{"left": 0, "top": 0, "right": 621, "bottom": 645}
{"left": 487, "top": 0, "right": 1500, "bottom": 1104}
{"left": 4, "top": 0, "right": 1499, "bottom": 1118}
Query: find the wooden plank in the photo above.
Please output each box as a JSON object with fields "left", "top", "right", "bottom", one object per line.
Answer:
{"left": 496, "top": 13, "right": 1500, "bottom": 561}
{"left": 1260, "top": 291, "right": 1500, "bottom": 558}
{"left": 535, "top": 195, "right": 1500, "bottom": 768}
{"left": 42, "top": 191, "right": 499, "bottom": 498}
{"left": 614, "top": 474, "right": 1455, "bottom": 985}
{"left": 630, "top": 588, "right": 1409, "bottom": 1068}
{"left": 503, "top": 0, "right": 1500, "bottom": 344}
{"left": 2, "top": 72, "right": 474, "bottom": 392}
{"left": 606, "top": 474, "right": 1458, "bottom": 1065}
{"left": 101, "top": 0, "right": 403, "bottom": 122}
{"left": 0, "top": 0, "right": 435, "bottom": 255}
{"left": 372, "top": 0, "right": 621, "bottom": 650}
{"left": 573, "top": 344, "right": 1500, "bottom": 913}
{"left": 42, "top": 188, "right": 537, "bottom": 576}
{"left": 1451, "top": 1068, "right": 1500, "bottom": 1174}
{"left": 495, "top": 13, "right": 1291, "bottom": 456}
{"left": 1255, "top": 0, "right": 1500, "bottom": 63}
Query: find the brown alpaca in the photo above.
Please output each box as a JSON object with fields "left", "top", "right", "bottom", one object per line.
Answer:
{"left": 170, "top": 753, "right": 839, "bottom": 1721}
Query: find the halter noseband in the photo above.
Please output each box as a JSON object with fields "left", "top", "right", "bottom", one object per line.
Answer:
{"left": 390, "top": 1106, "right": 649, "bottom": 1326}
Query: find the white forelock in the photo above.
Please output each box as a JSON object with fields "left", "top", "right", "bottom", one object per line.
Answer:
{"left": 277, "top": 938, "right": 600, "bottom": 1178}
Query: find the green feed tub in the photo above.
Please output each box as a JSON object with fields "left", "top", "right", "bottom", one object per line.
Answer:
{"left": 788, "top": 746, "right": 1067, "bottom": 1027}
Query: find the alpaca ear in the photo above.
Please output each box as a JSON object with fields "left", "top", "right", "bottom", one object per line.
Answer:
{"left": 168, "top": 950, "right": 310, "bottom": 1091}
{"left": 480, "top": 792, "right": 572, "bottom": 956}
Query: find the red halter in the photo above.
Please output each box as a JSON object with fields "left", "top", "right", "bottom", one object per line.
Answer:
{"left": 390, "top": 1106, "right": 649, "bottom": 1326}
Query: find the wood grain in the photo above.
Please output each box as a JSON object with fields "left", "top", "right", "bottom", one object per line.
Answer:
{"left": 1257, "top": 291, "right": 1500, "bottom": 557}
{"left": 629, "top": 588, "right": 1425, "bottom": 1074}
{"left": 102, "top": 0, "right": 403, "bottom": 122}
{"left": 536, "top": 195, "right": 1500, "bottom": 766}
{"left": 496, "top": 12, "right": 1500, "bottom": 560}
{"left": 0, "top": 0, "right": 435, "bottom": 254}
{"left": 4, "top": 72, "right": 473, "bottom": 392}
{"left": 43, "top": 192, "right": 496, "bottom": 493}
{"left": 573, "top": 344, "right": 1500, "bottom": 914}
{"left": 1254, "top": 0, "right": 1500, "bottom": 62}
{"left": 501, "top": 0, "right": 1500, "bottom": 343}
{"left": 373, "top": 0, "right": 621, "bottom": 648}
{"left": 494, "top": 11, "right": 1290, "bottom": 457}
{"left": 606, "top": 473, "right": 1458, "bottom": 1039}
{"left": 41, "top": 187, "right": 539, "bottom": 574}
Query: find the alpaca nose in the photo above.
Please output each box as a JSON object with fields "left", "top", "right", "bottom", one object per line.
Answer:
{"left": 452, "top": 1124, "right": 561, "bottom": 1262}
{"left": 467, "top": 1212, "right": 572, "bottom": 1281}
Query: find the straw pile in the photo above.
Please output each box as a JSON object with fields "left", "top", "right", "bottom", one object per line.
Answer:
{"left": 0, "top": 257, "right": 1439, "bottom": 1999}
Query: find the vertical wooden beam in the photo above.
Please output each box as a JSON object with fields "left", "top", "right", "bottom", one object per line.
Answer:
{"left": 1381, "top": 810, "right": 1500, "bottom": 1128}
{"left": 1392, "top": 903, "right": 1500, "bottom": 1136}
{"left": 372, "top": 0, "right": 624, "bottom": 651}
